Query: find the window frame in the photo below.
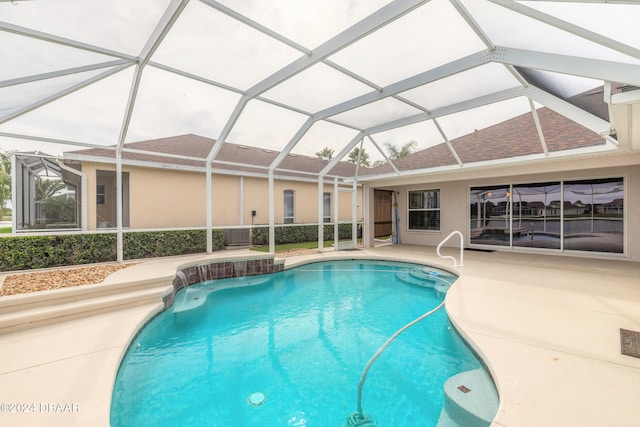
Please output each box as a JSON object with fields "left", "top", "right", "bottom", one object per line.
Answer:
{"left": 96, "top": 184, "right": 106, "bottom": 205}
{"left": 323, "top": 192, "right": 331, "bottom": 223}
{"left": 407, "top": 188, "right": 441, "bottom": 231}
{"left": 283, "top": 189, "right": 294, "bottom": 224}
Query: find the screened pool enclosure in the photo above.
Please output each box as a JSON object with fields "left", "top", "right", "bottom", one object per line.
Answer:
{"left": 1, "top": 0, "right": 639, "bottom": 261}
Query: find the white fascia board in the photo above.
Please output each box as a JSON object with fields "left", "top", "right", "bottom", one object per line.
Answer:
{"left": 492, "top": 46, "right": 640, "bottom": 87}
{"left": 0, "top": 132, "right": 104, "bottom": 150}
{"left": 65, "top": 153, "right": 354, "bottom": 184}
{"left": 526, "top": 85, "right": 613, "bottom": 137}
{"left": 358, "top": 142, "right": 619, "bottom": 183}
{"left": 611, "top": 89, "right": 640, "bottom": 105}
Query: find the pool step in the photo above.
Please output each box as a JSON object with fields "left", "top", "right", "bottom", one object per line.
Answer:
{"left": 436, "top": 369, "right": 499, "bottom": 427}
{"left": 0, "top": 278, "right": 172, "bottom": 334}
{"left": 395, "top": 268, "right": 454, "bottom": 298}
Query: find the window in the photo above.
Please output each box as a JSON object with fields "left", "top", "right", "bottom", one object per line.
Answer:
{"left": 96, "top": 184, "right": 105, "bottom": 205}
{"left": 469, "top": 178, "right": 623, "bottom": 253}
{"left": 408, "top": 189, "right": 440, "bottom": 230}
{"left": 323, "top": 192, "right": 331, "bottom": 223}
{"left": 563, "top": 178, "right": 623, "bottom": 253}
{"left": 284, "top": 190, "right": 294, "bottom": 224}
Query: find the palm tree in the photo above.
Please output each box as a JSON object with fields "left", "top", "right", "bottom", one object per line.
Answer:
{"left": 315, "top": 147, "right": 334, "bottom": 160}
{"left": 385, "top": 140, "right": 417, "bottom": 159}
{"left": 348, "top": 147, "right": 370, "bottom": 167}
{"left": 35, "top": 175, "right": 66, "bottom": 200}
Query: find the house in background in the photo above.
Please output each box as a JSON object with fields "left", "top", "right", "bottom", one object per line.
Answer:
{"left": 360, "top": 86, "right": 639, "bottom": 259}
{"left": 10, "top": 87, "right": 640, "bottom": 260}
{"left": 56, "top": 134, "right": 364, "bottom": 233}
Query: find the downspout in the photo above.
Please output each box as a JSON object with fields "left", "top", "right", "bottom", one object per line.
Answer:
{"left": 57, "top": 160, "right": 87, "bottom": 231}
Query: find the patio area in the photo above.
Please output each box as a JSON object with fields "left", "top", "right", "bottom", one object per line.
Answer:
{"left": 0, "top": 245, "right": 639, "bottom": 426}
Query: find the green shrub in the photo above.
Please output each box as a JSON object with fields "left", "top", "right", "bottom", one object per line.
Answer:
{"left": 0, "top": 229, "right": 226, "bottom": 272}
{"left": 123, "top": 229, "right": 225, "bottom": 259}
{"left": 251, "top": 223, "right": 362, "bottom": 246}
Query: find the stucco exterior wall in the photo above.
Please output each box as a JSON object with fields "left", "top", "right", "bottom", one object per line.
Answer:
{"left": 77, "top": 162, "right": 362, "bottom": 230}
{"left": 365, "top": 154, "right": 640, "bottom": 262}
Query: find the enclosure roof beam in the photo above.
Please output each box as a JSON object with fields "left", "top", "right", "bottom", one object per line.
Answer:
{"left": 0, "top": 63, "right": 132, "bottom": 125}
{"left": 491, "top": 46, "right": 640, "bottom": 87}
{"left": 525, "top": 85, "right": 615, "bottom": 142}
{"left": 0, "top": 21, "right": 137, "bottom": 61}
{"left": 488, "top": 0, "right": 640, "bottom": 60}
{"left": 364, "top": 86, "right": 524, "bottom": 135}
{"left": 0, "top": 60, "right": 131, "bottom": 89}
{"left": 205, "top": 0, "right": 430, "bottom": 163}
{"left": 116, "top": 0, "right": 191, "bottom": 152}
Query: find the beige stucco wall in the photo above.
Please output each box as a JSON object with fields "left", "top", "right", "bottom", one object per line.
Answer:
{"left": 77, "top": 162, "right": 362, "bottom": 230}
{"left": 364, "top": 152, "right": 640, "bottom": 262}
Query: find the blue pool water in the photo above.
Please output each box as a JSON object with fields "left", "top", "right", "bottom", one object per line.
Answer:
{"left": 111, "top": 260, "right": 490, "bottom": 426}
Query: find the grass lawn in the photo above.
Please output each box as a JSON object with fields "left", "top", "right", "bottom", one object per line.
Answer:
{"left": 0, "top": 226, "right": 11, "bottom": 234}
{"left": 251, "top": 239, "right": 361, "bottom": 253}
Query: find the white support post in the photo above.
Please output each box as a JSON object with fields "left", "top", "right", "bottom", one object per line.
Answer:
{"left": 268, "top": 170, "right": 275, "bottom": 253}
{"left": 334, "top": 177, "right": 339, "bottom": 251}
{"left": 317, "top": 177, "right": 324, "bottom": 252}
{"left": 239, "top": 176, "right": 244, "bottom": 226}
{"left": 352, "top": 180, "right": 358, "bottom": 247}
{"left": 206, "top": 161, "right": 212, "bottom": 253}
{"left": 116, "top": 151, "right": 123, "bottom": 263}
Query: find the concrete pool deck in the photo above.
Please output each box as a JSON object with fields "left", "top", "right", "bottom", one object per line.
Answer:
{"left": 0, "top": 245, "right": 639, "bottom": 426}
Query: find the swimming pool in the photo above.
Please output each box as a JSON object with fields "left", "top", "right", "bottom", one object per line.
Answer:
{"left": 110, "top": 260, "right": 497, "bottom": 426}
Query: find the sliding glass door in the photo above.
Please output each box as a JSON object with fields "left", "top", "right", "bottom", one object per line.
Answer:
{"left": 470, "top": 177, "right": 623, "bottom": 254}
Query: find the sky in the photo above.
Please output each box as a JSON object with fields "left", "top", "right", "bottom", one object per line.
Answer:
{"left": 1, "top": 0, "right": 638, "bottom": 164}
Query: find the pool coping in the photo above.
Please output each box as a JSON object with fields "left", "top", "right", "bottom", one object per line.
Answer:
{"left": 0, "top": 246, "right": 639, "bottom": 426}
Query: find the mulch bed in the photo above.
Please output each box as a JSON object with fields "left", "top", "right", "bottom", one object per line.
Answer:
{"left": 0, "top": 263, "right": 137, "bottom": 297}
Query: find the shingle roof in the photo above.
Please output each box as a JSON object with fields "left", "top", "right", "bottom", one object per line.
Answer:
{"left": 65, "top": 135, "right": 360, "bottom": 178}
{"left": 371, "top": 105, "right": 606, "bottom": 174}
{"left": 66, "top": 99, "right": 606, "bottom": 179}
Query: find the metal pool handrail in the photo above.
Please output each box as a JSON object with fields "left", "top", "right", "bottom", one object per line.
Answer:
{"left": 352, "top": 300, "right": 446, "bottom": 423}
{"left": 437, "top": 230, "right": 464, "bottom": 267}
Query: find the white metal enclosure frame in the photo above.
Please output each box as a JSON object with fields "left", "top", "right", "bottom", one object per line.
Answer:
{"left": 1, "top": 0, "right": 639, "bottom": 259}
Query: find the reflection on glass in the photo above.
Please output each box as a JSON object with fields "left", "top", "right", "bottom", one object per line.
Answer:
{"left": 470, "top": 186, "right": 511, "bottom": 246}
{"left": 511, "top": 182, "right": 561, "bottom": 249}
{"left": 563, "top": 178, "right": 623, "bottom": 253}
{"left": 469, "top": 178, "right": 624, "bottom": 254}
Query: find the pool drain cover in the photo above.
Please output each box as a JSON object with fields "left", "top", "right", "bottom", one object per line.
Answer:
{"left": 620, "top": 328, "right": 640, "bottom": 358}
{"left": 248, "top": 392, "right": 266, "bottom": 406}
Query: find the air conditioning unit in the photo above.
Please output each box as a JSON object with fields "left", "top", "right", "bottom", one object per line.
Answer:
{"left": 225, "top": 228, "right": 251, "bottom": 246}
